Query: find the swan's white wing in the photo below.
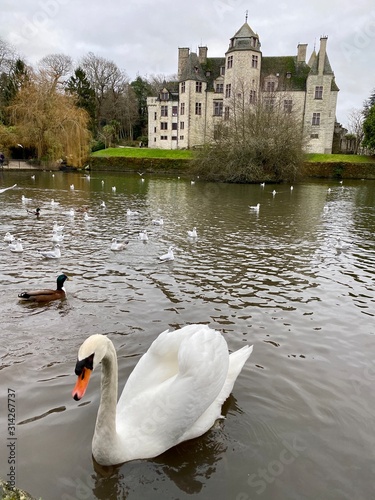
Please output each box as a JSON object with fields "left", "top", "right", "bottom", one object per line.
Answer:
{"left": 116, "top": 325, "right": 229, "bottom": 459}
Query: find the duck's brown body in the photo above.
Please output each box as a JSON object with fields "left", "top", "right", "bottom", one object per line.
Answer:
{"left": 18, "top": 274, "right": 68, "bottom": 302}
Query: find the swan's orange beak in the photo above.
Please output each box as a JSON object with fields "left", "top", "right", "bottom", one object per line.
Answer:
{"left": 72, "top": 367, "right": 92, "bottom": 401}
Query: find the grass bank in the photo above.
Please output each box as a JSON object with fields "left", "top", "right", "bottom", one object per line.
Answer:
{"left": 91, "top": 147, "right": 194, "bottom": 160}
{"left": 306, "top": 153, "right": 375, "bottom": 163}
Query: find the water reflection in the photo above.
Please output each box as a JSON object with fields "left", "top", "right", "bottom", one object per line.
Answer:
{"left": 0, "top": 171, "right": 375, "bottom": 500}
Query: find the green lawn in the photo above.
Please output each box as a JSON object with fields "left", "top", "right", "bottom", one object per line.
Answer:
{"left": 91, "top": 147, "right": 194, "bottom": 159}
{"left": 306, "top": 153, "right": 375, "bottom": 163}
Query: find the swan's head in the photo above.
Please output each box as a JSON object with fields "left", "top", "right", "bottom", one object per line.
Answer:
{"left": 72, "top": 334, "right": 110, "bottom": 401}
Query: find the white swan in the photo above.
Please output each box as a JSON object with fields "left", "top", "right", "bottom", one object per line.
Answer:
{"left": 127, "top": 208, "right": 139, "bottom": 216}
{"left": 52, "top": 232, "right": 64, "bottom": 243}
{"left": 72, "top": 325, "right": 253, "bottom": 465}
{"left": 38, "top": 244, "right": 61, "bottom": 259}
{"left": 159, "top": 246, "right": 174, "bottom": 261}
{"left": 83, "top": 212, "right": 94, "bottom": 221}
{"left": 21, "top": 194, "right": 32, "bottom": 203}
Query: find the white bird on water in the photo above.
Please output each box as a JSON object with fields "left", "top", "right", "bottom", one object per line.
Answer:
{"left": 260, "top": 182, "right": 265, "bottom": 188}
{"left": 51, "top": 199, "right": 60, "bottom": 207}
{"left": 139, "top": 231, "right": 148, "bottom": 241}
{"left": 249, "top": 203, "right": 260, "bottom": 212}
{"left": 9, "top": 239, "right": 23, "bottom": 253}
{"left": 100, "top": 201, "right": 106, "bottom": 208}
{"left": 83, "top": 212, "right": 94, "bottom": 221}
{"left": 0, "top": 184, "right": 17, "bottom": 194}
{"left": 187, "top": 227, "right": 197, "bottom": 238}
{"left": 53, "top": 221, "right": 64, "bottom": 232}
{"left": 39, "top": 244, "right": 61, "bottom": 259}
{"left": 335, "top": 237, "right": 351, "bottom": 251}
{"left": 70, "top": 184, "right": 74, "bottom": 190}
{"left": 152, "top": 217, "right": 164, "bottom": 226}
{"left": 71, "top": 325, "right": 253, "bottom": 465}
{"left": 159, "top": 246, "right": 174, "bottom": 261}
{"left": 112, "top": 186, "right": 116, "bottom": 192}
{"left": 52, "top": 232, "right": 64, "bottom": 243}
{"left": 21, "top": 194, "right": 32, "bottom": 203}
{"left": 127, "top": 208, "right": 139, "bottom": 216}
{"left": 111, "top": 238, "right": 128, "bottom": 251}
{"left": 4, "top": 232, "right": 15, "bottom": 242}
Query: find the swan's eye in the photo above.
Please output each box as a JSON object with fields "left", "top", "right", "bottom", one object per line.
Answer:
{"left": 75, "top": 353, "right": 94, "bottom": 376}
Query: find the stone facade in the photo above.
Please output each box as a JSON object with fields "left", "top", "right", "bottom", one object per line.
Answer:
{"left": 147, "top": 21, "right": 339, "bottom": 154}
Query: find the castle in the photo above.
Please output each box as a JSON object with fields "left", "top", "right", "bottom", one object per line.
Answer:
{"left": 147, "top": 20, "right": 339, "bottom": 154}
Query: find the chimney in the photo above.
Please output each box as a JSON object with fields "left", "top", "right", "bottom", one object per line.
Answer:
{"left": 297, "top": 43, "right": 307, "bottom": 63}
{"left": 198, "top": 46, "right": 208, "bottom": 65}
{"left": 318, "top": 36, "right": 328, "bottom": 75}
{"left": 178, "top": 47, "right": 190, "bottom": 80}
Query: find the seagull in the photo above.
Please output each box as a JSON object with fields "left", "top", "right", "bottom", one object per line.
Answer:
{"left": 64, "top": 208, "right": 75, "bottom": 217}
{"left": 127, "top": 208, "right": 139, "bottom": 216}
{"left": 31, "top": 175, "right": 35, "bottom": 180}
{"left": 137, "top": 172, "right": 144, "bottom": 177}
{"left": 152, "top": 217, "right": 164, "bottom": 226}
{"left": 112, "top": 186, "right": 116, "bottom": 192}
{"left": 70, "top": 184, "right": 74, "bottom": 190}
{"left": 83, "top": 212, "right": 95, "bottom": 221}
{"left": 101, "top": 180, "right": 105, "bottom": 185}
{"left": 51, "top": 199, "right": 60, "bottom": 206}
{"left": 187, "top": 227, "right": 197, "bottom": 238}
{"left": 290, "top": 185, "right": 294, "bottom": 191}
{"left": 0, "top": 184, "right": 17, "bottom": 194}
{"left": 38, "top": 244, "right": 61, "bottom": 259}
{"left": 52, "top": 232, "right": 64, "bottom": 243}
{"left": 139, "top": 231, "right": 148, "bottom": 241}
{"left": 4, "top": 232, "right": 15, "bottom": 242}
{"left": 53, "top": 221, "right": 64, "bottom": 232}
{"left": 9, "top": 239, "right": 24, "bottom": 253}
{"left": 21, "top": 195, "right": 32, "bottom": 203}
{"left": 327, "top": 188, "right": 332, "bottom": 193}
{"left": 159, "top": 246, "right": 174, "bottom": 261}
{"left": 110, "top": 238, "right": 128, "bottom": 251}
{"left": 335, "top": 237, "right": 351, "bottom": 251}
{"left": 100, "top": 201, "right": 106, "bottom": 208}
{"left": 191, "top": 180, "right": 195, "bottom": 185}
{"left": 260, "top": 182, "right": 265, "bottom": 188}
{"left": 272, "top": 190, "right": 277, "bottom": 196}
{"left": 249, "top": 203, "right": 260, "bottom": 212}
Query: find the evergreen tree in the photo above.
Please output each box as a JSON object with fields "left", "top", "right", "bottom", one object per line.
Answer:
{"left": 362, "top": 104, "right": 375, "bottom": 152}
{"left": 65, "top": 67, "right": 96, "bottom": 131}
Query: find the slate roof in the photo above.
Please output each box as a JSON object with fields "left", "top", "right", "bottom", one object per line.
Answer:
{"left": 261, "top": 56, "right": 311, "bottom": 91}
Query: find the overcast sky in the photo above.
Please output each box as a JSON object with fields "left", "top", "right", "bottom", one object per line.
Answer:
{"left": 2, "top": 0, "right": 374, "bottom": 127}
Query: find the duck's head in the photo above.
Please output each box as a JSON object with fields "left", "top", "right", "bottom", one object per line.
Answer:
{"left": 56, "top": 274, "right": 68, "bottom": 290}
{"left": 72, "top": 334, "right": 109, "bottom": 401}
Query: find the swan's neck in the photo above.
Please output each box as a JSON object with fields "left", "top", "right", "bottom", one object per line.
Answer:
{"left": 93, "top": 341, "right": 119, "bottom": 460}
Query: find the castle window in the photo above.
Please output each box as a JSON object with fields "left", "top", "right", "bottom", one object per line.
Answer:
{"left": 160, "top": 122, "right": 168, "bottom": 130}
{"left": 266, "top": 81, "right": 275, "bottom": 92}
{"left": 225, "top": 84, "right": 231, "bottom": 98}
{"left": 312, "top": 112, "right": 321, "bottom": 125}
{"left": 160, "top": 91, "right": 169, "bottom": 100}
{"left": 154, "top": 127, "right": 156, "bottom": 133}
{"left": 196, "top": 81, "right": 202, "bottom": 93}
{"left": 180, "top": 135, "right": 184, "bottom": 140}
{"left": 284, "top": 99, "right": 293, "bottom": 113}
{"left": 172, "top": 106, "right": 178, "bottom": 116}
{"left": 172, "top": 123, "right": 178, "bottom": 130}
{"left": 180, "top": 102, "right": 185, "bottom": 115}
{"left": 315, "top": 86, "right": 323, "bottom": 99}
{"left": 181, "top": 82, "right": 185, "bottom": 93}
{"left": 215, "top": 83, "right": 224, "bottom": 93}
{"left": 220, "top": 66, "right": 225, "bottom": 76}
{"left": 195, "top": 102, "right": 202, "bottom": 115}
{"left": 213, "top": 101, "right": 223, "bottom": 116}
{"left": 172, "top": 136, "right": 177, "bottom": 141}
{"left": 154, "top": 112, "right": 157, "bottom": 120}
{"left": 264, "top": 97, "right": 275, "bottom": 110}
{"left": 180, "top": 122, "right": 184, "bottom": 130}
{"left": 252, "top": 55, "right": 258, "bottom": 68}
{"left": 227, "top": 55, "right": 233, "bottom": 69}
{"left": 249, "top": 90, "right": 257, "bottom": 104}
{"left": 310, "top": 133, "right": 319, "bottom": 138}
{"left": 160, "top": 136, "right": 168, "bottom": 140}
{"left": 224, "top": 106, "right": 230, "bottom": 120}
{"left": 161, "top": 105, "right": 168, "bottom": 117}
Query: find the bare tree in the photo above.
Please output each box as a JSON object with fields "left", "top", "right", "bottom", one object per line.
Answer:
{"left": 347, "top": 108, "right": 364, "bottom": 154}
{"left": 38, "top": 53, "right": 73, "bottom": 91}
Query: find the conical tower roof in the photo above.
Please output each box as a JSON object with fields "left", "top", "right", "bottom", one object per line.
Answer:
{"left": 226, "top": 22, "right": 261, "bottom": 53}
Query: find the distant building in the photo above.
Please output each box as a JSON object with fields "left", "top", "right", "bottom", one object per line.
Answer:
{"left": 147, "top": 20, "right": 339, "bottom": 154}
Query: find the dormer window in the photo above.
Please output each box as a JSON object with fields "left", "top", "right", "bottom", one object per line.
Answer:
{"left": 160, "top": 91, "right": 169, "bottom": 101}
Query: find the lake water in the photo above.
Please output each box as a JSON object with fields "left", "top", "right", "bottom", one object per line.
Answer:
{"left": 0, "top": 170, "right": 374, "bottom": 500}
